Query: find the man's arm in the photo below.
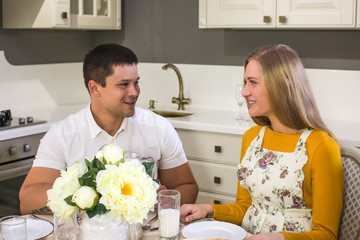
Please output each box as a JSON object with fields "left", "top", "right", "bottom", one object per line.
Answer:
{"left": 19, "top": 167, "right": 61, "bottom": 215}
{"left": 158, "top": 162, "right": 199, "bottom": 204}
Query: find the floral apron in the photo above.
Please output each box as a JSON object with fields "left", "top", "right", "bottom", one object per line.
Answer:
{"left": 238, "top": 126, "right": 313, "bottom": 234}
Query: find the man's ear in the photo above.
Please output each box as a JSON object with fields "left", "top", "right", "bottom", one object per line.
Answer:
{"left": 88, "top": 80, "right": 101, "bottom": 97}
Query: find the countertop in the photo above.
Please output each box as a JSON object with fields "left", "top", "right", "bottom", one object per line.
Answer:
{"left": 1, "top": 104, "right": 359, "bottom": 147}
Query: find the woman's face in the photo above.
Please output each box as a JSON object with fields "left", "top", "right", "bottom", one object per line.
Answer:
{"left": 242, "top": 60, "right": 273, "bottom": 119}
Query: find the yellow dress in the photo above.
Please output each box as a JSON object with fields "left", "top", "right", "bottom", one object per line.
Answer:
{"left": 211, "top": 126, "right": 343, "bottom": 240}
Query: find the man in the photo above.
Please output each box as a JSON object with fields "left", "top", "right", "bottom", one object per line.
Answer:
{"left": 19, "top": 43, "right": 198, "bottom": 215}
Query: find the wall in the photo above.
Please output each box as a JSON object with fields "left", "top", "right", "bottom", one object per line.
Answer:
{"left": 0, "top": 53, "right": 359, "bottom": 145}
{"left": 0, "top": 0, "right": 359, "bottom": 70}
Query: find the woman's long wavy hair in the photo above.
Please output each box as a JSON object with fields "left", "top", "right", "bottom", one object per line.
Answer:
{"left": 245, "top": 44, "right": 335, "bottom": 139}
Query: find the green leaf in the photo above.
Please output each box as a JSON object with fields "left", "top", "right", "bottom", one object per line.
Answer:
{"left": 85, "top": 158, "right": 92, "bottom": 169}
{"left": 78, "top": 157, "right": 106, "bottom": 188}
{"left": 142, "top": 162, "right": 154, "bottom": 177}
{"left": 64, "top": 195, "right": 77, "bottom": 207}
{"left": 92, "top": 157, "right": 106, "bottom": 170}
{"left": 86, "top": 204, "right": 109, "bottom": 218}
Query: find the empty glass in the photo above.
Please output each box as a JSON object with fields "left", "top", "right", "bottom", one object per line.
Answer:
{"left": 0, "top": 216, "right": 27, "bottom": 240}
{"left": 54, "top": 214, "right": 79, "bottom": 240}
{"left": 235, "top": 83, "right": 252, "bottom": 123}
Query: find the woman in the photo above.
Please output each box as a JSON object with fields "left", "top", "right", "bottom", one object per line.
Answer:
{"left": 180, "top": 44, "right": 343, "bottom": 240}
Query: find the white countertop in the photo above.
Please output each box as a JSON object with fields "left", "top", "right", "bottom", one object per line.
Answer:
{"left": 1, "top": 104, "right": 359, "bottom": 147}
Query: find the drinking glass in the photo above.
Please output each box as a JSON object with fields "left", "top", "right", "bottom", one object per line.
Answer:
{"left": 235, "top": 83, "right": 246, "bottom": 120}
{"left": 124, "top": 151, "right": 141, "bottom": 161}
{"left": 54, "top": 214, "right": 79, "bottom": 240}
{"left": 158, "top": 190, "right": 181, "bottom": 240}
{"left": 235, "top": 83, "right": 252, "bottom": 122}
{"left": 0, "top": 216, "right": 27, "bottom": 240}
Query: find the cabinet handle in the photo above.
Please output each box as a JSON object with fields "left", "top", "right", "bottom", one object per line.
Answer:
{"left": 263, "top": 16, "right": 271, "bottom": 23}
{"left": 214, "top": 200, "right": 221, "bottom": 204}
{"left": 279, "top": 16, "right": 287, "bottom": 24}
{"left": 214, "top": 145, "right": 222, "bottom": 153}
{"left": 61, "top": 12, "right": 68, "bottom": 19}
{"left": 214, "top": 176, "right": 221, "bottom": 184}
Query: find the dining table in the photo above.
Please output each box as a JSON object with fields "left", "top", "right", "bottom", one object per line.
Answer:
{"left": 0, "top": 212, "right": 252, "bottom": 240}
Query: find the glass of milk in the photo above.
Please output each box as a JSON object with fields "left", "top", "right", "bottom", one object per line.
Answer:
{"left": 158, "top": 189, "right": 181, "bottom": 240}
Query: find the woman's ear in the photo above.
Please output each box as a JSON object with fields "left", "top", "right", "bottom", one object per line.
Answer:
{"left": 88, "top": 80, "right": 101, "bottom": 97}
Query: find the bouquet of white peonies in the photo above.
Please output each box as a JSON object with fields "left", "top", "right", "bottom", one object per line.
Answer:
{"left": 47, "top": 144, "right": 159, "bottom": 224}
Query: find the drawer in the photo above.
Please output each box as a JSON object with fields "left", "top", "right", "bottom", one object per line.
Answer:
{"left": 196, "top": 191, "right": 236, "bottom": 205}
{"left": 189, "top": 160, "right": 238, "bottom": 196}
{"left": 177, "top": 129, "right": 242, "bottom": 165}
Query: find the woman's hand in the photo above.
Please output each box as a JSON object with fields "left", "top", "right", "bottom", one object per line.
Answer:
{"left": 245, "top": 233, "right": 285, "bottom": 240}
{"left": 180, "top": 204, "right": 214, "bottom": 223}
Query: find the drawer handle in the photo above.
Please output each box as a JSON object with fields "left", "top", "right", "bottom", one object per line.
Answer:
{"left": 263, "top": 16, "right": 271, "bottom": 23}
{"left": 214, "top": 176, "right": 221, "bottom": 184}
{"left": 279, "top": 16, "right": 287, "bottom": 24}
{"left": 214, "top": 145, "right": 222, "bottom": 153}
{"left": 61, "top": 12, "right": 68, "bottom": 19}
{"left": 214, "top": 200, "right": 221, "bottom": 204}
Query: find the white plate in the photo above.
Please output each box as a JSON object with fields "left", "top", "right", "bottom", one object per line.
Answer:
{"left": 27, "top": 218, "right": 53, "bottom": 240}
{"left": 182, "top": 221, "right": 246, "bottom": 240}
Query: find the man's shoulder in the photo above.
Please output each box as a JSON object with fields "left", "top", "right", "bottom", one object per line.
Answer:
{"left": 51, "top": 107, "right": 87, "bottom": 133}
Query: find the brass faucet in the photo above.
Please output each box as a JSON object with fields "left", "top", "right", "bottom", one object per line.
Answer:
{"left": 162, "top": 63, "right": 191, "bottom": 110}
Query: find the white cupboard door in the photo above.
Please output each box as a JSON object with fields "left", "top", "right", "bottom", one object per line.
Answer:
{"left": 206, "top": 0, "right": 276, "bottom": 28}
{"left": 54, "top": 0, "right": 70, "bottom": 27}
{"left": 196, "top": 191, "right": 236, "bottom": 205}
{"left": 177, "top": 130, "right": 242, "bottom": 165}
{"left": 70, "top": 0, "right": 121, "bottom": 29}
{"left": 189, "top": 160, "right": 238, "bottom": 196}
{"left": 277, "top": 0, "right": 356, "bottom": 28}
{"left": 357, "top": 0, "right": 360, "bottom": 27}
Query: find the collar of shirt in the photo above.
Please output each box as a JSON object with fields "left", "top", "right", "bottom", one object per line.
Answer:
{"left": 86, "top": 103, "right": 129, "bottom": 139}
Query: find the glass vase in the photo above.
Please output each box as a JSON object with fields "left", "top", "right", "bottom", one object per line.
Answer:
{"left": 80, "top": 213, "right": 142, "bottom": 240}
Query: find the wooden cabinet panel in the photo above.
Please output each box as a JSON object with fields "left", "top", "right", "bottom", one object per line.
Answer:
{"left": 200, "top": 0, "right": 357, "bottom": 29}
{"left": 189, "top": 160, "right": 238, "bottom": 196}
{"left": 206, "top": 0, "right": 276, "bottom": 28}
{"left": 177, "top": 129, "right": 241, "bottom": 203}
{"left": 196, "top": 191, "right": 236, "bottom": 205}
{"left": 177, "top": 129, "right": 242, "bottom": 166}
{"left": 277, "top": 0, "right": 355, "bottom": 28}
{"left": 2, "top": 0, "right": 121, "bottom": 30}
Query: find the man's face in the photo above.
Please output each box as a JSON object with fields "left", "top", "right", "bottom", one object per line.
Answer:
{"left": 97, "top": 64, "right": 140, "bottom": 118}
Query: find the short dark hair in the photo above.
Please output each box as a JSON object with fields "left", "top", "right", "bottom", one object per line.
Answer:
{"left": 83, "top": 43, "right": 138, "bottom": 91}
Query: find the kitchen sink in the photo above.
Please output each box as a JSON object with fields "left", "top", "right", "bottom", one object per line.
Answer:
{"left": 151, "top": 110, "right": 193, "bottom": 117}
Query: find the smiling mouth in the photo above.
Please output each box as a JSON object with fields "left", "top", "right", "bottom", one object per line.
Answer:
{"left": 124, "top": 98, "right": 137, "bottom": 105}
{"left": 248, "top": 101, "right": 255, "bottom": 106}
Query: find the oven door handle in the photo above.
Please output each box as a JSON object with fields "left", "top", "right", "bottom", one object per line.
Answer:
{"left": 0, "top": 159, "right": 33, "bottom": 181}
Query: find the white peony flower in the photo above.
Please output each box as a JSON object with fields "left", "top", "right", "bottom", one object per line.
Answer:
{"left": 97, "top": 144, "right": 124, "bottom": 165}
{"left": 47, "top": 162, "right": 88, "bottom": 222}
{"left": 96, "top": 159, "right": 158, "bottom": 224}
{"left": 72, "top": 186, "right": 98, "bottom": 210}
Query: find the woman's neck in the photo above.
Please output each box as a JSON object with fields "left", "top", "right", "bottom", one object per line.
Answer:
{"left": 269, "top": 118, "right": 305, "bottom": 134}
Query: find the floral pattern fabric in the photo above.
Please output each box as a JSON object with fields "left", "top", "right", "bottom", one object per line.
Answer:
{"left": 238, "top": 127, "right": 313, "bottom": 235}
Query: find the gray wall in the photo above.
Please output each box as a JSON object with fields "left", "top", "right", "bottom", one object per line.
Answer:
{"left": 1, "top": 0, "right": 360, "bottom": 70}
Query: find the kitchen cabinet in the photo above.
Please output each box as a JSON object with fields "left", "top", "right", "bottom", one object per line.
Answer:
{"left": 199, "top": 0, "right": 356, "bottom": 29}
{"left": 2, "top": 0, "right": 121, "bottom": 30}
{"left": 358, "top": 0, "right": 360, "bottom": 27}
{"left": 176, "top": 129, "right": 242, "bottom": 204}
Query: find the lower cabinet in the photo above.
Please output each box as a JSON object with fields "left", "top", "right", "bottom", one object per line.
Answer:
{"left": 176, "top": 129, "right": 242, "bottom": 204}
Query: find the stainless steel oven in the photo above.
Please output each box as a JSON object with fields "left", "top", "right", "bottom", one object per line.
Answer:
{"left": 0, "top": 110, "right": 46, "bottom": 217}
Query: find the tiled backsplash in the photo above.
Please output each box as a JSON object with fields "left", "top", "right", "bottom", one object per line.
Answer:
{"left": 0, "top": 51, "right": 359, "bottom": 124}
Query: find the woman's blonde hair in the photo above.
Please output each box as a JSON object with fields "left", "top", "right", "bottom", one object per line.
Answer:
{"left": 245, "top": 44, "right": 335, "bottom": 139}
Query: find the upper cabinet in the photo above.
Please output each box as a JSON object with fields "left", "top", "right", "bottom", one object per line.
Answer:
{"left": 2, "top": 0, "right": 121, "bottom": 30}
{"left": 199, "top": 0, "right": 357, "bottom": 29}
{"left": 358, "top": 0, "right": 360, "bottom": 27}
